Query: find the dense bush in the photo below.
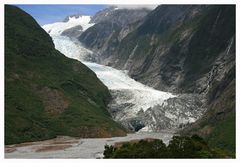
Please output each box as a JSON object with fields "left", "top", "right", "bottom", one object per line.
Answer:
{"left": 103, "top": 135, "right": 231, "bottom": 158}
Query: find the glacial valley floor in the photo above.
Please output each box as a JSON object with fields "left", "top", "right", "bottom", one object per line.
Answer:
{"left": 5, "top": 131, "right": 174, "bottom": 159}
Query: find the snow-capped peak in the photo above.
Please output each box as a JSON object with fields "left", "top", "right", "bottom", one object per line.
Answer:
{"left": 63, "top": 14, "right": 82, "bottom": 22}
{"left": 42, "top": 15, "right": 94, "bottom": 36}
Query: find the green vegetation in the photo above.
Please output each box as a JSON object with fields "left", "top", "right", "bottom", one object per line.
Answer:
{"left": 104, "top": 135, "right": 232, "bottom": 158}
{"left": 206, "top": 69, "right": 235, "bottom": 154}
{"left": 5, "top": 5, "right": 126, "bottom": 145}
{"left": 183, "top": 67, "right": 235, "bottom": 156}
{"left": 206, "top": 111, "right": 235, "bottom": 156}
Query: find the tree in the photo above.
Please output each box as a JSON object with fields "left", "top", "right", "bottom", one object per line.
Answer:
{"left": 103, "top": 144, "right": 115, "bottom": 158}
{"left": 103, "top": 135, "right": 227, "bottom": 158}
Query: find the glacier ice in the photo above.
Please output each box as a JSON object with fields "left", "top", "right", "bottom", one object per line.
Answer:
{"left": 42, "top": 17, "right": 206, "bottom": 132}
{"left": 42, "top": 16, "right": 94, "bottom": 35}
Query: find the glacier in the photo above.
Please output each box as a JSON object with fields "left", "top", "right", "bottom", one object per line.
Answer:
{"left": 42, "top": 15, "right": 94, "bottom": 35}
{"left": 42, "top": 15, "right": 206, "bottom": 132}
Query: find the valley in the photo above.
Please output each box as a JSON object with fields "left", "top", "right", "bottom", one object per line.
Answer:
{"left": 43, "top": 19, "right": 206, "bottom": 132}
{"left": 4, "top": 4, "right": 235, "bottom": 158}
{"left": 5, "top": 7, "right": 206, "bottom": 158}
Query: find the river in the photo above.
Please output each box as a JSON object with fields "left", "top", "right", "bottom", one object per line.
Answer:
{"left": 5, "top": 131, "right": 174, "bottom": 158}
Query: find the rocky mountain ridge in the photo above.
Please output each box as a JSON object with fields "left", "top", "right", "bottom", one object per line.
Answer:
{"left": 78, "top": 5, "right": 235, "bottom": 152}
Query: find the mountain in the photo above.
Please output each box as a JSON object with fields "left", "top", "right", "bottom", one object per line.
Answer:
{"left": 90, "top": 6, "right": 150, "bottom": 26}
{"left": 63, "top": 14, "right": 83, "bottom": 22}
{"left": 43, "top": 15, "right": 93, "bottom": 38}
{"left": 43, "top": 9, "right": 207, "bottom": 134}
{"left": 79, "top": 5, "right": 235, "bottom": 153}
{"left": 80, "top": 5, "right": 235, "bottom": 93}
{"left": 79, "top": 6, "right": 150, "bottom": 62}
{"left": 5, "top": 5, "right": 126, "bottom": 145}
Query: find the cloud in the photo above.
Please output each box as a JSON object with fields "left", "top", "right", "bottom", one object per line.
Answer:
{"left": 114, "top": 5, "right": 158, "bottom": 10}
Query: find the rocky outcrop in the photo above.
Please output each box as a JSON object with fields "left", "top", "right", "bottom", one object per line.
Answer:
{"left": 61, "top": 25, "right": 83, "bottom": 38}
{"left": 63, "top": 14, "right": 83, "bottom": 22}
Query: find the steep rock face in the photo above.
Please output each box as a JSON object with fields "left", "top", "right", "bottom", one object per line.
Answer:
{"left": 90, "top": 6, "right": 150, "bottom": 26}
{"left": 182, "top": 66, "right": 235, "bottom": 152}
{"left": 79, "top": 5, "right": 235, "bottom": 152}
{"left": 80, "top": 5, "right": 235, "bottom": 94}
{"left": 61, "top": 25, "right": 83, "bottom": 38}
{"left": 79, "top": 6, "right": 150, "bottom": 62}
{"left": 5, "top": 5, "right": 126, "bottom": 145}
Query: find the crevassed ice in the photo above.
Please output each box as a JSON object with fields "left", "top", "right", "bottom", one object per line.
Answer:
{"left": 84, "top": 62, "right": 176, "bottom": 112}
{"left": 46, "top": 34, "right": 176, "bottom": 113}
{"left": 42, "top": 16, "right": 177, "bottom": 129}
{"left": 52, "top": 35, "right": 92, "bottom": 61}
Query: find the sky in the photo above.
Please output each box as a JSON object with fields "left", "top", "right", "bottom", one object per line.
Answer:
{"left": 16, "top": 4, "right": 158, "bottom": 26}
{"left": 16, "top": 5, "right": 108, "bottom": 25}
